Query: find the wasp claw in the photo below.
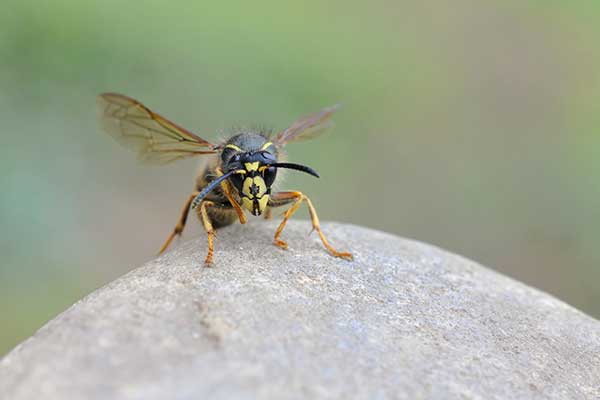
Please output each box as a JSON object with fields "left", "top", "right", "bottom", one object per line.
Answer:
{"left": 334, "top": 252, "right": 353, "bottom": 260}
{"left": 274, "top": 239, "right": 289, "bottom": 250}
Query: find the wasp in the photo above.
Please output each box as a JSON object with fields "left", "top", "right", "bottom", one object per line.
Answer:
{"left": 97, "top": 93, "right": 353, "bottom": 266}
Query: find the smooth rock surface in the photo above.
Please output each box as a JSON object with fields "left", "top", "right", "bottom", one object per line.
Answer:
{"left": 1, "top": 221, "right": 599, "bottom": 400}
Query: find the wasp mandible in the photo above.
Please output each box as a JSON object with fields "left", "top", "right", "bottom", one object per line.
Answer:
{"left": 97, "top": 93, "right": 353, "bottom": 266}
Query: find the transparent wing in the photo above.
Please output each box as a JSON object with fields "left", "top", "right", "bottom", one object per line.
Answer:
{"left": 272, "top": 104, "right": 340, "bottom": 147}
{"left": 97, "top": 93, "right": 217, "bottom": 164}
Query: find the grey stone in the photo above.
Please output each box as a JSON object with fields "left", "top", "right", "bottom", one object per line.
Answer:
{"left": 1, "top": 221, "right": 599, "bottom": 400}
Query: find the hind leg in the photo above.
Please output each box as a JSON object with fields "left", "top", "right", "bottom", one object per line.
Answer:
{"left": 268, "top": 191, "right": 353, "bottom": 260}
{"left": 158, "top": 191, "right": 199, "bottom": 254}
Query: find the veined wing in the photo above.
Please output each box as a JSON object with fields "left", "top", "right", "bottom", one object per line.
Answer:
{"left": 97, "top": 93, "right": 217, "bottom": 164}
{"left": 272, "top": 104, "right": 340, "bottom": 147}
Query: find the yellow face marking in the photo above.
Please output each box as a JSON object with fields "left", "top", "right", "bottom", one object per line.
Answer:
{"left": 240, "top": 194, "right": 270, "bottom": 215}
{"left": 241, "top": 197, "right": 253, "bottom": 212}
{"left": 244, "top": 162, "right": 260, "bottom": 172}
{"left": 242, "top": 177, "right": 253, "bottom": 198}
{"left": 240, "top": 175, "right": 269, "bottom": 215}
{"left": 257, "top": 195, "right": 269, "bottom": 213}
{"left": 241, "top": 177, "right": 267, "bottom": 199}
{"left": 225, "top": 143, "right": 243, "bottom": 151}
{"left": 260, "top": 141, "right": 273, "bottom": 151}
{"left": 255, "top": 177, "right": 267, "bottom": 196}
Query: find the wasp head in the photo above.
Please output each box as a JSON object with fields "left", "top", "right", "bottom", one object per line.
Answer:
{"left": 224, "top": 148, "right": 278, "bottom": 216}
{"left": 195, "top": 135, "right": 319, "bottom": 217}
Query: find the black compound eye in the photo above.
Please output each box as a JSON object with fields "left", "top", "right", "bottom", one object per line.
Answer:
{"left": 230, "top": 173, "right": 244, "bottom": 191}
{"left": 260, "top": 150, "right": 276, "bottom": 163}
{"left": 263, "top": 166, "right": 277, "bottom": 187}
{"left": 225, "top": 153, "right": 241, "bottom": 169}
{"left": 221, "top": 146, "right": 241, "bottom": 164}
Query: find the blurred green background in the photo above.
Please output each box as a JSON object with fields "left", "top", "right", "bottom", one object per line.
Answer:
{"left": 1, "top": 0, "right": 599, "bottom": 355}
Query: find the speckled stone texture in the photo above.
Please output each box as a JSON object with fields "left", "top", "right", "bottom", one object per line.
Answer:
{"left": 1, "top": 221, "right": 599, "bottom": 400}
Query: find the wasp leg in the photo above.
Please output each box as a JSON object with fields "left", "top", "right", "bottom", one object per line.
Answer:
{"left": 158, "top": 191, "right": 200, "bottom": 255}
{"left": 263, "top": 207, "right": 273, "bottom": 220}
{"left": 216, "top": 167, "right": 247, "bottom": 224}
{"left": 198, "top": 200, "right": 217, "bottom": 266}
{"left": 269, "top": 191, "right": 353, "bottom": 260}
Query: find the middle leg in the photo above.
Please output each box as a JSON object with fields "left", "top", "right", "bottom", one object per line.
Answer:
{"left": 198, "top": 200, "right": 217, "bottom": 266}
{"left": 269, "top": 191, "right": 353, "bottom": 260}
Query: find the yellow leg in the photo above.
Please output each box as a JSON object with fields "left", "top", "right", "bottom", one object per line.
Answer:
{"left": 198, "top": 200, "right": 217, "bottom": 267}
{"left": 263, "top": 207, "right": 273, "bottom": 220}
{"left": 216, "top": 167, "right": 247, "bottom": 224}
{"left": 271, "top": 191, "right": 353, "bottom": 260}
{"left": 158, "top": 191, "right": 199, "bottom": 254}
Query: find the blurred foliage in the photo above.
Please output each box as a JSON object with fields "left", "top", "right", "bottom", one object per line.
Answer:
{"left": 1, "top": 0, "right": 600, "bottom": 355}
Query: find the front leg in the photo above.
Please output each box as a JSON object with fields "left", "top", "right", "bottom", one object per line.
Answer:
{"left": 269, "top": 191, "right": 353, "bottom": 260}
{"left": 216, "top": 167, "right": 247, "bottom": 224}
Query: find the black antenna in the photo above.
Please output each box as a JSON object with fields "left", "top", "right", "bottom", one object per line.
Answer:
{"left": 270, "top": 163, "right": 320, "bottom": 178}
